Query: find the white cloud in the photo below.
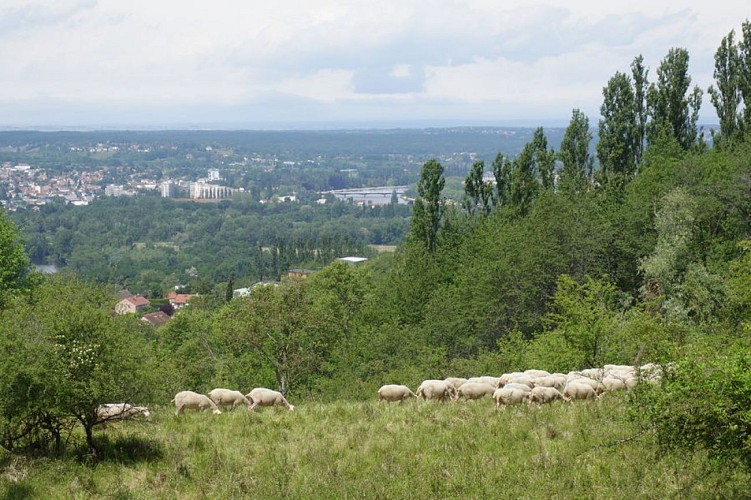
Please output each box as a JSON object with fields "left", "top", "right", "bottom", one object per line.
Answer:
{"left": 0, "top": 0, "right": 746, "bottom": 126}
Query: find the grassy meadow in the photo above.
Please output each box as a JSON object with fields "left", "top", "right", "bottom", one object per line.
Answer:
{"left": 1, "top": 395, "right": 749, "bottom": 499}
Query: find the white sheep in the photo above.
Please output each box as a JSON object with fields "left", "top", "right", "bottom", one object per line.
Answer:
{"left": 580, "top": 368, "right": 605, "bottom": 381}
{"left": 564, "top": 377, "right": 605, "bottom": 395}
{"left": 531, "top": 375, "right": 567, "bottom": 392}
{"left": 416, "top": 380, "right": 456, "bottom": 402}
{"left": 444, "top": 377, "right": 468, "bottom": 390}
{"left": 504, "top": 374, "right": 536, "bottom": 388}
{"left": 246, "top": 388, "right": 295, "bottom": 411}
{"left": 601, "top": 377, "right": 628, "bottom": 392}
{"left": 528, "top": 386, "right": 564, "bottom": 404}
{"left": 466, "top": 376, "right": 502, "bottom": 387}
{"left": 96, "top": 403, "right": 151, "bottom": 422}
{"left": 172, "top": 391, "right": 222, "bottom": 415}
{"left": 456, "top": 382, "right": 496, "bottom": 401}
{"left": 377, "top": 384, "right": 417, "bottom": 403}
{"left": 493, "top": 388, "right": 528, "bottom": 408}
{"left": 562, "top": 383, "right": 598, "bottom": 402}
{"left": 498, "top": 372, "right": 526, "bottom": 386}
{"left": 208, "top": 388, "right": 252, "bottom": 410}
{"left": 503, "top": 382, "right": 533, "bottom": 393}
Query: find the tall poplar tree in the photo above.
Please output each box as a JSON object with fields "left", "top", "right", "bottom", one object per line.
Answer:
{"left": 631, "top": 55, "right": 649, "bottom": 165}
{"left": 508, "top": 128, "right": 553, "bottom": 214}
{"left": 410, "top": 159, "right": 445, "bottom": 253}
{"left": 739, "top": 20, "right": 751, "bottom": 133}
{"left": 646, "top": 48, "right": 703, "bottom": 150}
{"left": 492, "top": 152, "right": 512, "bottom": 207}
{"left": 531, "top": 127, "right": 556, "bottom": 190}
{"left": 708, "top": 29, "right": 741, "bottom": 146}
{"left": 558, "top": 108, "right": 593, "bottom": 195}
{"left": 463, "top": 160, "right": 493, "bottom": 216}
{"left": 597, "top": 72, "right": 636, "bottom": 179}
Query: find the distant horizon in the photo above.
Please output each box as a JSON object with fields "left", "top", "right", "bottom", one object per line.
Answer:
{"left": 0, "top": 119, "right": 573, "bottom": 132}
{"left": 0, "top": 2, "right": 741, "bottom": 130}
{"left": 0, "top": 119, "right": 720, "bottom": 133}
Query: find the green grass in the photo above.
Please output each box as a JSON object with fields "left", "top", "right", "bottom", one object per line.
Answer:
{"left": 1, "top": 396, "right": 749, "bottom": 499}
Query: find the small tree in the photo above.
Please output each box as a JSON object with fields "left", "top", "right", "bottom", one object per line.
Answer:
{"left": 540, "top": 274, "right": 621, "bottom": 368}
{"left": 217, "top": 280, "right": 340, "bottom": 395}
{"left": 0, "top": 275, "right": 158, "bottom": 456}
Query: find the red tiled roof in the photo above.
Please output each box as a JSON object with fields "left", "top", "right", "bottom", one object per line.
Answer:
{"left": 127, "top": 295, "right": 151, "bottom": 306}
{"left": 168, "top": 291, "right": 197, "bottom": 304}
{"left": 141, "top": 311, "right": 170, "bottom": 327}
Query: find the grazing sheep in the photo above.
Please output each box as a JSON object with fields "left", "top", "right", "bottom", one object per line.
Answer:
{"left": 246, "top": 388, "right": 295, "bottom": 411}
{"left": 580, "top": 368, "right": 605, "bottom": 381}
{"left": 444, "top": 377, "right": 468, "bottom": 390}
{"left": 503, "top": 382, "right": 533, "bottom": 393}
{"left": 528, "top": 386, "right": 563, "bottom": 405}
{"left": 378, "top": 384, "right": 417, "bottom": 403}
{"left": 493, "top": 388, "right": 528, "bottom": 408}
{"left": 601, "top": 377, "right": 628, "bottom": 392}
{"left": 505, "top": 374, "right": 536, "bottom": 388}
{"left": 604, "top": 364, "right": 635, "bottom": 373}
{"left": 498, "top": 372, "right": 526, "bottom": 386}
{"left": 96, "top": 403, "right": 151, "bottom": 422}
{"left": 524, "top": 369, "right": 551, "bottom": 378}
{"left": 565, "top": 377, "right": 605, "bottom": 395}
{"left": 416, "top": 380, "right": 456, "bottom": 402}
{"left": 562, "top": 383, "right": 598, "bottom": 402}
{"left": 531, "top": 375, "right": 567, "bottom": 392}
{"left": 456, "top": 382, "right": 496, "bottom": 401}
{"left": 172, "top": 391, "right": 222, "bottom": 415}
{"left": 469, "top": 376, "right": 502, "bottom": 387}
{"left": 208, "top": 388, "right": 252, "bottom": 410}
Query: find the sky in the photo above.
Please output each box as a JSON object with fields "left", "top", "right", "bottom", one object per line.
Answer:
{"left": 0, "top": 1, "right": 748, "bottom": 129}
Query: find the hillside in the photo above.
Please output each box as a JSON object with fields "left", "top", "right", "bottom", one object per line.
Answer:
{"left": 2, "top": 397, "right": 749, "bottom": 499}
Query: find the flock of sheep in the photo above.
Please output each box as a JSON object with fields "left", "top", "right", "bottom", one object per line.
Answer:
{"left": 95, "top": 387, "right": 293, "bottom": 423}
{"left": 378, "top": 363, "right": 665, "bottom": 409}
{"left": 95, "top": 363, "right": 665, "bottom": 423}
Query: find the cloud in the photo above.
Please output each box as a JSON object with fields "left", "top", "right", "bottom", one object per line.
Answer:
{"left": 0, "top": 0, "right": 743, "bottom": 125}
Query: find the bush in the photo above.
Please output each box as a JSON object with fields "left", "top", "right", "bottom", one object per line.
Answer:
{"left": 630, "top": 340, "right": 751, "bottom": 470}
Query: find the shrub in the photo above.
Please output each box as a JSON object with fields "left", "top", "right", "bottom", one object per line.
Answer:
{"left": 630, "top": 340, "right": 751, "bottom": 470}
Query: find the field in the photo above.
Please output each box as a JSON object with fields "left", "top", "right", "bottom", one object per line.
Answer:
{"left": 2, "top": 396, "right": 749, "bottom": 499}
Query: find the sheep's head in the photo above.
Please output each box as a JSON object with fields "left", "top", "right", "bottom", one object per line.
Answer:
{"left": 287, "top": 405, "right": 295, "bottom": 412}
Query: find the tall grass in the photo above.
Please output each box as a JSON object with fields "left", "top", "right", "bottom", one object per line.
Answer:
{"left": 1, "top": 396, "right": 749, "bottom": 498}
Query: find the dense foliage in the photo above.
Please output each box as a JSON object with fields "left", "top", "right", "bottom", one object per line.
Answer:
{"left": 11, "top": 195, "right": 410, "bottom": 295}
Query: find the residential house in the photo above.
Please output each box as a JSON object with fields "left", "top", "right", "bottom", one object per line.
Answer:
{"left": 141, "top": 311, "right": 171, "bottom": 327}
{"left": 167, "top": 291, "right": 197, "bottom": 310}
{"left": 115, "top": 295, "right": 150, "bottom": 315}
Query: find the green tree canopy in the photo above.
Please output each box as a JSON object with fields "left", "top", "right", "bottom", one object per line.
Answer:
{"left": 0, "top": 210, "right": 34, "bottom": 309}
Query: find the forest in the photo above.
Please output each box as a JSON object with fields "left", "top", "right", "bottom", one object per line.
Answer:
{"left": 12, "top": 194, "right": 413, "bottom": 295}
{"left": 0, "top": 20, "right": 750, "bottom": 498}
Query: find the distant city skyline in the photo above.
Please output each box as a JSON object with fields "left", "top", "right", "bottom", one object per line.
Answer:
{"left": 0, "top": 1, "right": 747, "bottom": 129}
